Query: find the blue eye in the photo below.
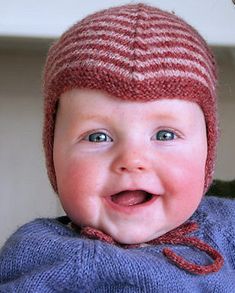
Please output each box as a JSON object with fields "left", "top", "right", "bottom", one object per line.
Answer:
{"left": 87, "top": 132, "right": 112, "bottom": 143}
{"left": 155, "top": 130, "right": 176, "bottom": 141}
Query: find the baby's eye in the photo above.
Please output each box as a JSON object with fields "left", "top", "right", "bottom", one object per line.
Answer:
{"left": 86, "top": 132, "right": 112, "bottom": 143}
{"left": 155, "top": 130, "right": 177, "bottom": 141}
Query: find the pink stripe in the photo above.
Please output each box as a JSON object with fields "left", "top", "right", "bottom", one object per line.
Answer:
{"left": 48, "top": 35, "right": 212, "bottom": 75}
{"left": 82, "top": 9, "right": 187, "bottom": 27}
{"left": 46, "top": 39, "right": 215, "bottom": 85}
{"left": 47, "top": 48, "right": 215, "bottom": 86}
{"left": 48, "top": 59, "right": 214, "bottom": 93}
{"left": 56, "top": 16, "right": 195, "bottom": 51}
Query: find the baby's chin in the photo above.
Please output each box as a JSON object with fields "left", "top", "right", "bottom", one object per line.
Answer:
{"left": 104, "top": 227, "right": 169, "bottom": 245}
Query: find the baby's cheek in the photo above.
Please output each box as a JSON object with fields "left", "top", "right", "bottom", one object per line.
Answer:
{"left": 174, "top": 150, "right": 205, "bottom": 187}
{"left": 62, "top": 157, "right": 95, "bottom": 193}
{"left": 58, "top": 159, "right": 100, "bottom": 225}
{"left": 166, "top": 154, "right": 205, "bottom": 213}
{"left": 182, "top": 162, "right": 204, "bottom": 191}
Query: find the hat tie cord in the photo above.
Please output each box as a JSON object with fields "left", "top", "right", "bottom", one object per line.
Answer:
{"left": 78, "top": 222, "right": 224, "bottom": 275}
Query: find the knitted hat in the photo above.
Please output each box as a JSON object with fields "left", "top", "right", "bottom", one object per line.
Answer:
{"left": 43, "top": 3, "right": 218, "bottom": 193}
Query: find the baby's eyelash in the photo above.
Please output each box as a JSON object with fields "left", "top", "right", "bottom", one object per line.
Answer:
{"left": 152, "top": 129, "right": 180, "bottom": 141}
{"left": 83, "top": 131, "right": 113, "bottom": 143}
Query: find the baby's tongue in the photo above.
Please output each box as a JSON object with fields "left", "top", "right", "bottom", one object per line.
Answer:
{"left": 111, "top": 190, "right": 148, "bottom": 206}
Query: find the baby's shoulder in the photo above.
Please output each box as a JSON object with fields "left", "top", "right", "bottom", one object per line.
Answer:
{"left": 201, "top": 195, "right": 235, "bottom": 220}
{"left": 10, "top": 217, "right": 73, "bottom": 238}
{"left": 199, "top": 196, "right": 235, "bottom": 222}
{"left": 0, "top": 218, "right": 76, "bottom": 257}
{"left": 198, "top": 196, "right": 235, "bottom": 233}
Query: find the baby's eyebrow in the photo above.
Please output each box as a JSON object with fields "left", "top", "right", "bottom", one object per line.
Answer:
{"left": 78, "top": 112, "right": 184, "bottom": 123}
{"left": 148, "top": 112, "right": 183, "bottom": 123}
{"left": 78, "top": 113, "right": 112, "bottom": 122}
{"left": 154, "top": 113, "right": 177, "bottom": 120}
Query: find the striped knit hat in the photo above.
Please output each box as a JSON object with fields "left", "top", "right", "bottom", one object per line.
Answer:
{"left": 43, "top": 3, "right": 218, "bottom": 193}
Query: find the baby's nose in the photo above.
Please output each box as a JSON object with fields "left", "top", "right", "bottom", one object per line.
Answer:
{"left": 111, "top": 147, "right": 151, "bottom": 174}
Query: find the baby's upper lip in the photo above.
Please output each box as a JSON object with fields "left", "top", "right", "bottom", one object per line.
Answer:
{"left": 105, "top": 187, "right": 159, "bottom": 198}
{"left": 104, "top": 188, "right": 161, "bottom": 207}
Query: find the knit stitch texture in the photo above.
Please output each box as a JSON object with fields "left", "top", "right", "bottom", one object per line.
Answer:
{"left": 0, "top": 196, "right": 234, "bottom": 292}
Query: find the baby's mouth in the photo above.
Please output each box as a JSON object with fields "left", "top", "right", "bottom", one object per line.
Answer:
{"left": 110, "top": 190, "right": 154, "bottom": 207}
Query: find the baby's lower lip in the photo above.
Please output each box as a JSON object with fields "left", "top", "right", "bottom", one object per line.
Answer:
{"left": 104, "top": 190, "right": 159, "bottom": 214}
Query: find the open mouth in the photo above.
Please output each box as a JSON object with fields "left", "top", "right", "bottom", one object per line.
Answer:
{"left": 110, "top": 190, "right": 154, "bottom": 207}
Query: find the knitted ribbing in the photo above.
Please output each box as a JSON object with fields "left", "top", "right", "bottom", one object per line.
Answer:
{"left": 0, "top": 197, "right": 234, "bottom": 292}
{"left": 43, "top": 4, "right": 218, "bottom": 192}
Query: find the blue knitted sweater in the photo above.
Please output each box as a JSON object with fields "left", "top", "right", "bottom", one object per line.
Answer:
{"left": 0, "top": 196, "right": 234, "bottom": 292}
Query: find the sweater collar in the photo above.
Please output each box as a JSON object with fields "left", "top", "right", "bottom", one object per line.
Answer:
{"left": 69, "top": 221, "right": 224, "bottom": 275}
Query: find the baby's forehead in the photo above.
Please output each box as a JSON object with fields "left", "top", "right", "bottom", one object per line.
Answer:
{"left": 60, "top": 87, "right": 199, "bottom": 105}
{"left": 58, "top": 88, "right": 204, "bottom": 124}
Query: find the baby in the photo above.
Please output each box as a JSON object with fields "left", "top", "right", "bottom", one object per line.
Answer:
{"left": 0, "top": 3, "right": 234, "bottom": 292}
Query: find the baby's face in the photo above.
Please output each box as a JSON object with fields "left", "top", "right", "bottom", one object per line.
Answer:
{"left": 53, "top": 88, "right": 207, "bottom": 244}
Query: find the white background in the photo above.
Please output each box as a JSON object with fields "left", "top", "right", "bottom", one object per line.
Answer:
{"left": 0, "top": 0, "right": 235, "bottom": 45}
